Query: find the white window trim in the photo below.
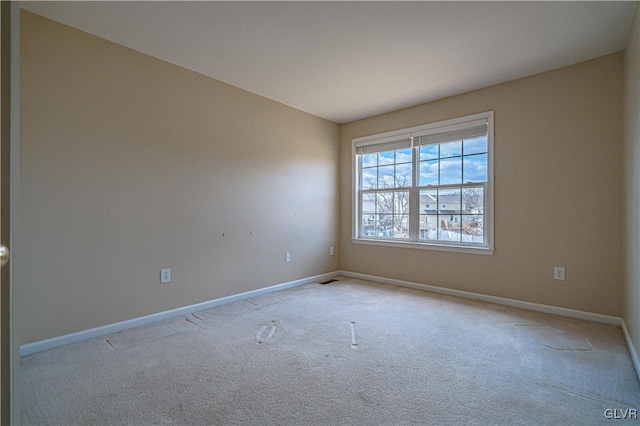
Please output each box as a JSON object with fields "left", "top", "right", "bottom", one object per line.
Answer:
{"left": 351, "top": 111, "right": 494, "bottom": 255}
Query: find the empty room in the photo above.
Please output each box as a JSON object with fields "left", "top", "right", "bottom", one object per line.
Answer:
{"left": 2, "top": 0, "right": 640, "bottom": 424}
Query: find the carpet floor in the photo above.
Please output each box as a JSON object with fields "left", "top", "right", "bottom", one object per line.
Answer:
{"left": 21, "top": 277, "right": 640, "bottom": 425}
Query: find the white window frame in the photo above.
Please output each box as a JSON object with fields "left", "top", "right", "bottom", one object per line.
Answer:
{"left": 351, "top": 111, "right": 494, "bottom": 255}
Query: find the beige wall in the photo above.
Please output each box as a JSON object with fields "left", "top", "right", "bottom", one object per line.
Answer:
{"left": 624, "top": 6, "right": 640, "bottom": 358}
{"left": 340, "top": 53, "right": 624, "bottom": 316}
{"left": 19, "top": 11, "right": 339, "bottom": 344}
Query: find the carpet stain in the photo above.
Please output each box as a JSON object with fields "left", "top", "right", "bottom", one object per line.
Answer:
{"left": 255, "top": 320, "right": 278, "bottom": 345}
{"left": 103, "top": 319, "right": 196, "bottom": 350}
{"left": 514, "top": 324, "right": 594, "bottom": 351}
{"left": 551, "top": 384, "right": 605, "bottom": 404}
{"left": 350, "top": 322, "right": 358, "bottom": 349}
{"left": 184, "top": 315, "right": 200, "bottom": 326}
{"left": 357, "top": 392, "right": 374, "bottom": 405}
{"left": 544, "top": 337, "right": 593, "bottom": 351}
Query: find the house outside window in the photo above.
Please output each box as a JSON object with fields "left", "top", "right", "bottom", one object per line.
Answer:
{"left": 352, "top": 111, "right": 494, "bottom": 254}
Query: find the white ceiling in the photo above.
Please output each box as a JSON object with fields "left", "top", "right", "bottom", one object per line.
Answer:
{"left": 22, "top": 1, "right": 637, "bottom": 124}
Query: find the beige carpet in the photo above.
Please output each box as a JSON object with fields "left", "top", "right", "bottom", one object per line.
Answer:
{"left": 21, "top": 277, "right": 640, "bottom": 425}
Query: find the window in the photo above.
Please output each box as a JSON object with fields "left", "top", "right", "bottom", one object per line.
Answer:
{"left": 352, "top": 111, "right": 494, "bottom": 254}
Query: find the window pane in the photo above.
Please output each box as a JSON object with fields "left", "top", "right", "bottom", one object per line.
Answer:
{"left": 394, "top": 191, "right": 410, "bottom": 216}
{"left": 419, "top": 214, "right": 438, "bottom": 240}
{"left": 440, "top": 141, "right": 462, "bottom": 158}
{"left": 463, "top": 153, "right": 487, "bottom": 183}
{"left": 362, "top": 193, "right": 376, "bottom": 213}
{"left": 438, "top": 188, "right": 461, "bottom": 214}
{"left": 439, "top": 216, "right": 461, "bottom": 241}
{"left": 378, "top": 166, "right": 394, "bottom": 188}
{"left": 396, "top": 148, "right": 412, "bottom": 164}
{"left": 440, "top": 157, "right": 462, "bottom": 185}
{"left": 376, "top": 192, "right": 394, "bottom": 214}
{"left": 462, "top": 215, "right": 484, "bottom": 243}
{"left": 419, "top": 160, "right": 438, "bottom": 186}
{"left": 362, "top": 214, "right": 376, "bottom": 236}
{"left": 420, "top": 189, "right": 437, "bottom": 214}
{"left": 395, "top": 163, "right": 412, "bottom": 187}
{"left": 463, "top": 136, "right": 487, "bottom": 155}
{"left": 462, "top": 187, "right": 484, "bottom": 214}
{"left": 362, "top": 153, "right": 377, "bottom": 168}
{"left": 378, "top": 151, "right": 394, "bottom": 166}
{"left": 420, "top": 144, "right": 438, "bottom": 161}
{"left": 393, "top": 215, "right": 410, "bottom": 238}
{"left": 376, "top": 213, "right": 393, "bottom": 237}
{"left": 362, "top": 168, "right": 377, "bottom": 189}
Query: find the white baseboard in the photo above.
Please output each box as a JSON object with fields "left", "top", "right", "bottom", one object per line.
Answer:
{"left": 20, "top": 271, "right": 338, "bottom": 357}
{"left": 621, "top": 320, "right": 640, "bottom": 381}
{"left": 21, "top": 269, "right": 630, "bottom": 361}
{"left": 336, "top": 270, "right": 623, "bottom": 326}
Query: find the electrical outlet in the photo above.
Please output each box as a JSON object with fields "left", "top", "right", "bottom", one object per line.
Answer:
{"left": 285, "top": 252, "right": 291, "bottom": 263}
{"left": 329, "top": 246, "right": 335, "bottom": 256}
{"left": 553, "top": 266, "right": 565, "bottom": 281}
{"left": 160, "top": 268, "right": 171, "bottom": 283}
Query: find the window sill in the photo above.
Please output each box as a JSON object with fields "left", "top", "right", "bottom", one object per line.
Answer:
{"left": 352, "top": 238, "right": 495, "bottom": 255}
